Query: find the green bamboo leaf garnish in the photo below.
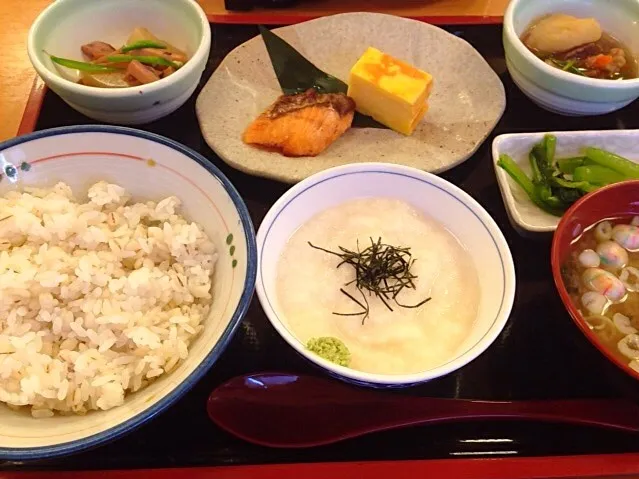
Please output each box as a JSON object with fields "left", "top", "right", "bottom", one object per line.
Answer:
{"left": 258, "top": 25, "right": 345, "bottom": 95}
{"left": 46, "top": 53, "right": 121, "bottom": 73}
{"left": 105, "top": 54, "right": 181, "bottom": 69}
{"left": 258, "top": 26, "right": 388, "bottom": 130}
{"left": 309, "top": 237, "right": 431, "bottom": 324}
{"left": 120, "top": 40, "right": 167, "bottom": 53}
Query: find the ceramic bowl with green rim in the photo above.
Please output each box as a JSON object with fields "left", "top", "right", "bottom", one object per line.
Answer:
{"left": 27, "top": 0, "right": 210, "bottom": 124}
{"left": 503, "top": 0, "right": 639, "bottom": 116}
{"left": 0, "top": 126, "right": 256, "bottom": 459}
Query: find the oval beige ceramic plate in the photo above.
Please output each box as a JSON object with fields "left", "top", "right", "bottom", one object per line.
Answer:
{"left": 196, "top": 12, "right": 506, "bottom": 183}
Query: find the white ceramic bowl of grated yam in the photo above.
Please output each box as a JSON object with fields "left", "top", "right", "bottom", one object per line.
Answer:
{"left": 0, "top": 126, "right": 256, "bottom": 459}
{"left": 256, "top": 162, "right": 516, "bottom": 387}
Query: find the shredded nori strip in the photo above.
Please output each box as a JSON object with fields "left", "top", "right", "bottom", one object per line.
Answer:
{"left": 309, "top": 237, "right": 431, "bottom": 324}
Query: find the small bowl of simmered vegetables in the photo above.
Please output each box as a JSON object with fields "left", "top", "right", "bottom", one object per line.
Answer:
{"left": 504, "top": 0, "right": 639, "bottom": 115}
{"left": 552, "top": 180, "right": 639, "bottom": 382}
{"left": 27, "top": 0, "right": 210, "bottom": 124}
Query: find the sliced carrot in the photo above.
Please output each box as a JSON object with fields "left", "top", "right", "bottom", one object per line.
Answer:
{"left": 593, "top": 54, "right": 613, "bottom": 69}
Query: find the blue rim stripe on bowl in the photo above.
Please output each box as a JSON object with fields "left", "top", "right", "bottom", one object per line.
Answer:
{"left": 0, "top": 125, "right": 257, "bottom": 460}
{"left": 259, "top": 169, "right": 511, "bottom": 386}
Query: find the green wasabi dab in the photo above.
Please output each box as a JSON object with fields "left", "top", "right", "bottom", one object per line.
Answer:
{"left": 307, "top": 337, "right": 351, "bottom": 367}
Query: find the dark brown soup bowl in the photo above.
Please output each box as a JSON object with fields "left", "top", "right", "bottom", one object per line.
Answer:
{"left": 551, "top": 180, "right": 639, "bottom": 386}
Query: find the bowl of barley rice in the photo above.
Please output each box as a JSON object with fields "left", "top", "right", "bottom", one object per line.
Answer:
{"left": 0, "top": 125, "right": 256, "bottom": 459}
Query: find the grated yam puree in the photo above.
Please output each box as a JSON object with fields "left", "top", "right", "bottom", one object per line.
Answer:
{"left": 276, "top": 198, "right": 480, "bottom": 375}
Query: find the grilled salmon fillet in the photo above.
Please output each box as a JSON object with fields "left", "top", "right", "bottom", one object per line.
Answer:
{"left": 242, "top": 89, "right": 356, "bottom": 157}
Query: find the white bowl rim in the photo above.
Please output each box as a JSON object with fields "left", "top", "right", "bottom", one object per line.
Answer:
{"left": 26, "top": 0, "right": 211, "bottom": 99}
{"left": 504, "top": 0, "right": 639, "bottom": 90}
{"left": 0, "top": 125, "right": 257, "bottom": 460}
{"left": 255, "top": 162, "right": 516, "bottom": 386}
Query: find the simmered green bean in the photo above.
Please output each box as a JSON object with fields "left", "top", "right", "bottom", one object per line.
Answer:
{"left": 48, "top": 54, "right": 121, "bottom": 72}
{"left": 120, "top": 40, "right": 167, "bottom": 53}
{"left": 105, "top": 54, "right": 181, "bottom": 69}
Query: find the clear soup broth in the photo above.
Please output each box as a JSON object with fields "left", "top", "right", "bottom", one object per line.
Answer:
{"left": 522, "top": 14, "right": 638, "bottom": 80}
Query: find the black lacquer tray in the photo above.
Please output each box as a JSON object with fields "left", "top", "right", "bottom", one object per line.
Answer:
{"left": 3, "top": 23, "right": 639, "bottom": 473}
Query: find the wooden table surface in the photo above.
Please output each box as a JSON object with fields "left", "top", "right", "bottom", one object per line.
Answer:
{"left": 0, "top": 0, "right": 510, "bottom": 143}
{"left": 199, "top": 0, "right": 511, "bottom": 23}
{"left": 1, "top": 0, "right": 52, "bottom": 142}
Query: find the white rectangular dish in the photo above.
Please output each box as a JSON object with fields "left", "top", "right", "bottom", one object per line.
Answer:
{"left": 492, "top": 129, "right": 639, "bottom": 234}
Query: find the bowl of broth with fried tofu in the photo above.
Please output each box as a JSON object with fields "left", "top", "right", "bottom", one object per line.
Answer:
{"left": 522, "top": 14, "right": 637, "bottom": 81}
{"left": 553, "top": 180, "right": 639, "bottom": 383}
{"left": 503, "top": 0, "right": 639, "bottom": 116}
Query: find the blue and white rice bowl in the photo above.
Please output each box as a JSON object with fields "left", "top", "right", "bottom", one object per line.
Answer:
{"left": 256, "top": 163, "right": 515, "bottom": 387}
{"left": 0, "top": 126, "right": 256, "bottom": 459}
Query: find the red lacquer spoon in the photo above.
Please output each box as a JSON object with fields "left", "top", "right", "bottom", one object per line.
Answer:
{"left": 206, "top": 372, "right": 639, "bottom": 448}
